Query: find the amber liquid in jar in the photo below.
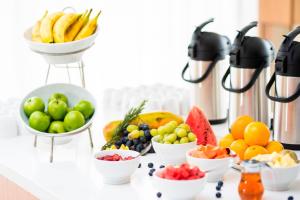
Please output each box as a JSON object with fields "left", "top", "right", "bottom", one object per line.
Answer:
{"left": 238, "top": 172, "right": 264, "bottom": 200}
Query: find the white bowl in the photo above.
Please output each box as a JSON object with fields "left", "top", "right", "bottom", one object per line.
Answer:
{"left": 152, "top": 138, "right": 197, "bottom": 165}
{"left": 24, "top": 27, "right": 99, "bottom": 64}
{"left": 19, "top": 83, "right": 97, "bottom": 138}
{"left": 94, "top": 150, "right": 140, "bottom": 185}
{"left": 186, "top": 149, "right": 233, "bottom": 182}
{"left": 152, "top": 170, "right": 207, "bottom": 200}
{"left": 261, "top": 164, "right": 300, "bottom": 191}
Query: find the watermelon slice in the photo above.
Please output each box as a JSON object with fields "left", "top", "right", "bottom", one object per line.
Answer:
{"left": 186, "top": 106, "right": 217, "bottom": 146}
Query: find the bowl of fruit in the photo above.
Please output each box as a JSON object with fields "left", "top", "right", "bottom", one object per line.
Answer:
{"left": 24, "top": 9, "right": 101, "bottom": 64}
{"left": 186, "top": 145, "right": 234, "bottom": 182}
{"left": 252, "top": 150, "right": 300, "bottom": 191}
{"left": 152, "top": 163, "right": 206, "bottom": 200}
{"left": 151, "top": 121, "right": 197, "bottom": 164}
{"left": 94, "top": 149, "right": 140, "bottom": 185}
{"left": 19, "top": 83, "right": 96, "bottom": 139}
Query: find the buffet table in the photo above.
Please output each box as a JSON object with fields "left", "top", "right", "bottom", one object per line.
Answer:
{"left": 0, "top": 124, "right": 299, "bottom": 200}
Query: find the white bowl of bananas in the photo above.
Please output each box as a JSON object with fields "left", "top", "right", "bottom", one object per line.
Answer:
{"left": 24, "top": 9, "right": 101, "bottom": 64}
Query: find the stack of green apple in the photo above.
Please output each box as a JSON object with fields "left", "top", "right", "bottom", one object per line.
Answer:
{"left": 23, "top": 93, "right": 94, "bottom": 134}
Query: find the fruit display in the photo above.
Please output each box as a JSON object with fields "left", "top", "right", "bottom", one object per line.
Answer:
{"left": 96, "top": 154, "right": 135, "bottom": 161}
{"left": 189, "top": 145, "right": 232, "bottom": 159}
{"left": 252, "top": 150, "right": 299, "bottom": 168}
{"left": 219, "top": 115, "right": 284, "bottom": 160}
{"left": 157, "top": 163, "right": 205, "bottom": 180}
{"left": 32, "top": 9, "right": 101, "bottom": 43}
{"left": 186, "top": 106, "right": 217, "bottom": 146}
{"left": 23, "top": 93, "right": 94, "bottom": 133}
{"left": 152, "top": 121, "right": 197, "bottom": 144}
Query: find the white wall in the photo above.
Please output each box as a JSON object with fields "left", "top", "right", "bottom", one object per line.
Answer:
{"left": 0, "top": 0, "right": 258, "bottom": 100}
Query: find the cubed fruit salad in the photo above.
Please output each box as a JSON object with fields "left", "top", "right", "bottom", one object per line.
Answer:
{"left": 189, "top": 145, "right": 232, "bottom": 159}
{"left": 152, "top": 121, "right": 197, "bottom": 144}
{"left": 23, "top": 93, "right": 94, "bottom": 133}
{"left": 157, "top": 163, "right": 205, "bottom": 180}
{"left": 96, "top": 154, "right": 135, "bottom": 161}
{"left": 252, "top": 150, "right": 299, "bottom": 168}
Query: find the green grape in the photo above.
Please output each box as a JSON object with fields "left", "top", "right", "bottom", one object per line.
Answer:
{"left": 180, "top": 137, "right": 189, "bottom": 144}
{"left": 166, "top": 121, "right": 178, "bottom": 132}
{"left": 139, "top": 130, "right": 145, "bottom": 137}
{"left": 128, "top": 130, "right": 140, "bottom": 140}
{"left": 175, "top": 128, "right": 187, "bottom": 138}
{"left": 188, "top": 132, "right": 197, "bottom": 142}
{"left": 164, "top": 141, "right": 171, "bottom": 144}
{"left": 165, "top": 124, "right": 175, "bottom": 134}
{"left": 173, "top": 140, "right": 180, "bottom": 144}
{"left": 150, "top": 129, "right": 158, "bottom": 136}
{"left": 127, "top": 124, "right": 138, "bottom": 132}
{"left": 178, "top": 123, "right": 191, "bottom": 132}
{"left": 163, "top": 134, "right": 169, "bottom": 142}
{"left": 158, "top": 126, "right": 167, "bottom": 135}
{"left": 153, "top": 135, "right": 163, "bottom": 143}
{"left": 166, "top": 133, "right": 177, "bottom": 143}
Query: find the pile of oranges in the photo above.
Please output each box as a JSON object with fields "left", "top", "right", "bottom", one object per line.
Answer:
{"left": 219, "top": 116, "right": 283, "bottom": 160}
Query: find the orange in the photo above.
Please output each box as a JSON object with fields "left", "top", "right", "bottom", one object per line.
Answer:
{"left": 266, "top": 141, "right": 284, "bottom": 153}
{"left": 244, "top": 122, "right": 270, "bottom": 146}
{"left": 230, "top": 139, "right": 248, "bottom": 160}
{"left": 219, "top": 133, "right": 234, "bottom": 148}
{"left": 244, "top": 145, "right": 269, "bottom": 160}
{"left": 231, "top": 116, "right": 254, "bottom": 139}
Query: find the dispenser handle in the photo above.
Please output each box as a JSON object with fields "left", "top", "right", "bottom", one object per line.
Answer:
{"left": 234, "top": 21, "right": 257, "bottom": 46}
{"left": 221, "top": 65, "right": 264, "bottom": 93}
{"left": 265, "top": 73, "right": 300, "bottom": 103}
{"left": 195, "top": 18, "right": 214, "bottom": 32}
{"left": 181, "top": 55, "right": 220, "bottom": 83}
{"left": 281, "top": 26, "right": 300, "bottom": 51}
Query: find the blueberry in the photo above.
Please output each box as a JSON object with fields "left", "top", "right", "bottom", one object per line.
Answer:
{"left": 288, "top": 196, "right": 294, "bottom": 200}
{"left": 144, "top": 130, "right": 151, "bottom": 140}
{"left": 150, "top": 168, "right": 156, "bottom": 173}
{"left": 133, "top": 139, "right": 140, "bottom": 145}
{"left": 138, "top": 163, "right": 141, "bottom": 168}
{"left": 217, "top": 181, "right": 224, "bottom": 187}
{"left": 148, "top": 162, "right": 154, "bottom": 168}
{"left": 159, "top": 165, "right": 165, "bottom": 168}
{"left": 148, "top": 172, "right": 153, "bottom": 176}
{"left": 216, "top": 192, "right": 221, "bottom": 198}
{"left": 123, "top": 130, "right": 129, "bottom": 136}
{"left": 156, "top": 192, "right": 162, "bottom": 198}
{"left": 115, "top": 140, "right": 122, "bottom": 146}
{"left": 129, "top": 146, "right": 135, "bottom": 151}
{"left": 140, "top": 136, "right": 147, "bottom": 143}
{"left": 136, "top": 144, "right": 144, "bottom": 152}
{"left": 216, "top": 186, "right": 221, "bottom": 191}
{"left": 139, "top": 124, "right": 149, "bottom": 130}
{"left": 121, "top": 137, "right": 128, "bottom": 144}
{"left": 126, "top": 140, "right": 133, "bottom": 147}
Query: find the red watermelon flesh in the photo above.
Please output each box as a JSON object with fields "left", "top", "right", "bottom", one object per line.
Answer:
{"left": 186, "top": 106, "right": 217, "bottom": 146}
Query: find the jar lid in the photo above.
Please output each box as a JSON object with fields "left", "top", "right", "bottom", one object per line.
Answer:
{"left": 230, "top": 21, "right": 275, "bottom": 69}
{"left": 275, "top": 26, "right": 300, "bottom": 77}
{"left": 188, "top": 18, "right": 231, "bottom": 61}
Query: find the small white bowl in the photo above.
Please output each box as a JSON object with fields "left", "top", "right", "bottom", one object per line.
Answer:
{"left": 152, "top": 170, "right": 207, "bottom": 200}
{"left": 94, "top": 150, "right": 140, "bottom": 185}
{"left": 151, "top": 138, "right": 197, "bottom": 164}
{"left": 261, "top": 164, "right": 300, "bottom": 191}
{"left": 186, "top": 149, "right": 233, "bottom": 182}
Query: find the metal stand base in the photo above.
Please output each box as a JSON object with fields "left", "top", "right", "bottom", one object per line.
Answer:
{"left": 34, "top": 60, "right": 94, "bottom": 163}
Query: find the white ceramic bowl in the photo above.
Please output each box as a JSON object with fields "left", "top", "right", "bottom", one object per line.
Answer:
{"left": 186, "top": 149, "right": 233, "bottom": 182}
{"left": 19, "top": 83, "right": 97, "bottom": 138}
{"left": 24, "top": 27, "right": 99, "bottom": 64}
{"left": 152, "top": 170, "right": 207, "bottom": 200}
{"left": 152, "top": 138, "right": 197, "bottom": 165}
{"left": 94, "top": 150, "right": 140, "bottom": 185}
{"left": 261, "top": 164, "right": 300, "bottom": 191}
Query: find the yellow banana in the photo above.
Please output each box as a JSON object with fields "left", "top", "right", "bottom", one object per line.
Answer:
{"left": 40, "top": 11, "right": 64, "bottom": 43}
{"left": 32, "top": 10, "right": 48, "bottom": 42}
{"left": 65, "top": 9, "right": 92, "bottom": 42}
{"left": 75, "top": 11, "right": 101, "bottom": 41}
{"left": 53, "top": 13, "right": 81, "bottom": 43}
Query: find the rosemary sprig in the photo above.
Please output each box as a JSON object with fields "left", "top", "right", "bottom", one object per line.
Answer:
{"left": 101, "top": 100, "right": 147, "bottom": 150}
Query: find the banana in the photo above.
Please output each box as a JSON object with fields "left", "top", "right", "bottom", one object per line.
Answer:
{"left": 75, "top": 11, "right": 101, "bottom": 41}
{"left": 32, "top": 10, "right": 48, "bottom": 42}
{"left": 40, "top": 11, "right": 64, "bottom": 43}
{"left": 53, "top": 13, "right": 81, "bottom": 43}
{"left": 65, "top": 9, "right": 92, "bottom": 42}
{"left": 103, "top": 112, "right": 184, "bottom": 142}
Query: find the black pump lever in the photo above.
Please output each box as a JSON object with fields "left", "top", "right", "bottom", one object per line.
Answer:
{"left": 234, "top": 21, "right": 258, "bottom": 46}
{"left": 281, "top": 26, "right": 300, "bottom": 51}
{"left": 195, "top": 18, "right": 214, "bottom": 33}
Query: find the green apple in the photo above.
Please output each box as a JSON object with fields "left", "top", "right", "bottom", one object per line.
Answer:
{"left": 29, "top": 111, "right": 50, "bottom": 132}
{"left": 23, "top": 97, "right": 45, "bottom": 117}
{"left": 48, "top": 93, "right": 68, "bottom": 106}
{"left": 73, "top": 100, "right": 94, "bottom": 119}
{"left": 47, "top": 100, "right": 68, "bottom": 120}
{"left": 63, "top": 111, "right": 85, "bottom": 132}
{"left": 48, "top": 121, "right": 65, "bottom": 134}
